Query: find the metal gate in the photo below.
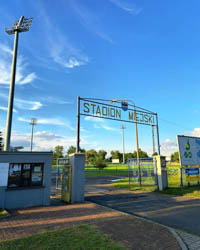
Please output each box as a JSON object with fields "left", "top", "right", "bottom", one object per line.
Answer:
{"left": 128, "top": 158, "right": 158, "bottom": 187}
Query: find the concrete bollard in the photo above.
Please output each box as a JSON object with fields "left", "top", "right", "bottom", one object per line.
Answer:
{"left": 69, "top": 153, "right": 85, "bottom": 203}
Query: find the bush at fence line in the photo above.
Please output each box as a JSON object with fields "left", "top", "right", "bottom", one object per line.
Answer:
{"left": 94, "top": 158, "right": 107, "bottom": 170}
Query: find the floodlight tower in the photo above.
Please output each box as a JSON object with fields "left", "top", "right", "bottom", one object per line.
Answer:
{"left": 120, "top": 125, "right": 126, "bottom": 164}
{"left": 30, "top": 118, "right": 37, "bottom": 152}
{"left": 4, "top": 16, "right": 33, "bottom": 151}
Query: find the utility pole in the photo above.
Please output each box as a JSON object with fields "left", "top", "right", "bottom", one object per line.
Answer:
{"left": 152, "top": 125, "right": 156, "bottom": 154}
{"left": 30, "top": 118, "right": 37, "bottom": 151}
{"left": 4, "top": 16, "right": 33, "bottom": 151}
{"left": 120, "top": 125, "right": 126, "bottom": 164}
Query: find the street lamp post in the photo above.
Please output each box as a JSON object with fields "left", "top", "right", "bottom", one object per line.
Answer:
{"left": 120, "top": 125, "right": 126, "bottom": 164}
{"left": 110, "top": 99, "right": 141, "bottom": 185}
{"left": 30, "top": 118, "right": 37, "bottom": 152}
{"left": 151, "top": 125, "right": 156, "bottom": 154}
{"left": 76, "top": 96, "right": 81, "bottom": 153}
{"left": 4, "top": 16, "right": 33, "bottom": 151}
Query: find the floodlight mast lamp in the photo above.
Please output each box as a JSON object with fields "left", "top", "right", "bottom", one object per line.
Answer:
{"left": 4, "top": 16, "right": 33, "bottom": 151}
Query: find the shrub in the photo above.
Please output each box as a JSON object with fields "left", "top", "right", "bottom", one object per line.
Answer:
{"left": 94, "top": 158, "right": 107, "bottom": 170}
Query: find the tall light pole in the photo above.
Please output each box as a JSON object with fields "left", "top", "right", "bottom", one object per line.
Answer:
{"left": 4, "top": 16, "right": 33, "bottom": 151}
{"left": 151, "top": 125, "right": 156, "bottom": 154}
{"left": 120, "top": 125, "right": 126, "bottom": 164}
{"left": 30, "top": 118, "right": 37, "bottom": 152}
{"left": 110, "top": 99, "right": 141, "bottom": 185}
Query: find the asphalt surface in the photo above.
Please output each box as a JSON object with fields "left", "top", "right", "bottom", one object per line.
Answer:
{"left": 85, "top": 176, "right": 200, "bottom": 237}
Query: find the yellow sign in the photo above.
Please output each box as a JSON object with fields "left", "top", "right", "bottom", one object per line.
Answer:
{"left": 186, "top": 175, "right": 200, "bottom": 182}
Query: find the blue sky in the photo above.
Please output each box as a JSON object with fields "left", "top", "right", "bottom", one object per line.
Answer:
{"left": 0, "top": 0, "right": 200, "bottom": 155}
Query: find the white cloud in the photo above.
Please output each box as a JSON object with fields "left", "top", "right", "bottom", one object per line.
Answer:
{"left": 11, "top": 130, "right": 76, "bottom": 152}
{"left": 0, "top": 92, "right": 42, "bottom": 111}
{"left": 15, "top": 98, "right": 42, "bottom": 110}
{"left": 188, "top": 128, "right": 200, "bottom": 137}
{"left": 35, "top": 3, "right": 89, "bottom": 69}
{"left": 85, "top": 116, "right": 118, "bottom": 131}
{"left": 109, "top": 0, "right": 142, "bottom": 15}
{"left": 84, "top": 116, "right": 104, "bottom": 123}
{"left": 0, "top": 43, "right": 37, "bottom": 85}
{"left": 80, "top": 126, "right": 87, "bottom": 132}
{"left": 160, "top": 139, "right": 178, "bottom": 156}
{"left": 53, "top": 53, "right": 89, "bottom": 69}
{"left": 10, "top": 130, "right": 96, "bottom": 153}
{"left": 0, "top": 106, "right": 17, "bottom": 112}
{"left": 18, "top": 117, "right": 75, "bottom": 131}
{"left": 41, "top": 96, "right": 73, "bottom": 105}
{"left": 94, "top": 123, "right": 118, "bottom": 131}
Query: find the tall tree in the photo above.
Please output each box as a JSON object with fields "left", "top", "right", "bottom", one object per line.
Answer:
{"left": 67, "top": 145, "right": 85, "bottom": 155}
{"left": 86, "top": 149, "right": 97, "bottom": 165}
{"left": 171, "top": 152, "right": 179, "bottom": 162}
{"left": 52, "top": 145, "right": 64, "bottom": 165}
{"left": 67, "top": 145, "right": 76, "bottom": 155}
{"left": 54, "top": 145, "right": 64, "bottom": 158}
{"left": 111, "top": 150, "right": 123, "bottom": 162}
{"left": 128, "top": 149, "right": 149, "bottom": 159}
{"left": 98, "top": 150, "right": 107, "bottom": 160}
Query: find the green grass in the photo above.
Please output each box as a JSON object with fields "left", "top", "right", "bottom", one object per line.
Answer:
{"left": 112, "top": 178, "right": 156, "bottom": 192}
{"left": 85, "top": 171, "right": 129, "bottom": 178}
{"left": 85, "top": 164, "right": 129, "bottom": 178}
{"left": 0, "top": 210, "right": 9, "bottom": 219}
{"left": 0, "top": 225, "right": 126, "bottom": 250}
{"left": 157, "top": 185, "right": 200, "bottom": 198}
{"left": 85, "top": 164, "right": 128, "bottom": 171}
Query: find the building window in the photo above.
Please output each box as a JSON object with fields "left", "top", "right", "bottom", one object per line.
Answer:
{"left": 8, "top": 163, "right": 44, "bottom": 188}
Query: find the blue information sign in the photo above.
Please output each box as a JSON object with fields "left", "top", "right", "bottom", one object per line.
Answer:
{"left": 185, "top": 168, "right": 199, "bottom": 176}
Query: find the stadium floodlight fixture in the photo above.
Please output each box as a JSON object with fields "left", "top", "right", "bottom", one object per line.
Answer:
{"left": 5, "top": 16, "right": 33, "bottom": 35}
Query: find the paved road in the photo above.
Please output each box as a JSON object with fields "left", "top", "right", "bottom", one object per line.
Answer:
{"left": 85, "top": 176, "right": 200, "bottom": 237}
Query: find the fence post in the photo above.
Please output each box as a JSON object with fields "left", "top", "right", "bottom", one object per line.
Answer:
{"left": 180, "top": 167, "right": 183, "bottom": 187}
{"left": 154, "top": 158, "right": 159, "bottom": 190}
{"left": 128, "top": 160, "right": 131, "bottom": 190}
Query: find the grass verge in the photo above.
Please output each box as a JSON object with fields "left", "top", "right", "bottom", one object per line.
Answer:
{"left": 113, "top": 178, "right": 200, "bottom": 198}
{"left": 157, "top": 185, "right": 200, "bottom": 198}
{"left": 85, "top": 171, "right": 129, "bottom": 178}
{"left": 112, "top": 178, "right": 156, "bottom": 192}
{"left": 0, "top": 225, "right": 126, "bottom": 250}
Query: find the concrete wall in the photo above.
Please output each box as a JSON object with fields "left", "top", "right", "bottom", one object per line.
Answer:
{"left": 0, "top": 152, "right": 52, "bottom": 209}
